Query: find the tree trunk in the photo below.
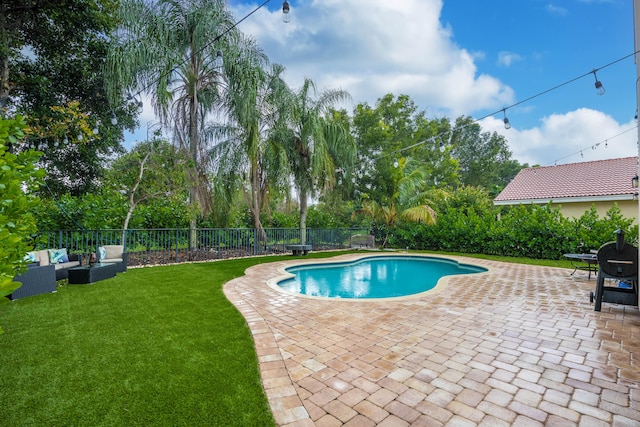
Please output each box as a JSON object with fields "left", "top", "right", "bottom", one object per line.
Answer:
{"left": 0, "top": 4, "right": 11, "bottom": 108}
{"left": 247, "top": 160, "right": 267, "bottom": 245}
{"left": 188, "top": 54, "right": 200, "bottom": 251}
{"left": 299, "top": 187, "right": 308, "bottom": 245}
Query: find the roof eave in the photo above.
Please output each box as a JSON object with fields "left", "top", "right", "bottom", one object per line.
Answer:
{"left": 493, "top": 194, "right": 638, "bottom": 206}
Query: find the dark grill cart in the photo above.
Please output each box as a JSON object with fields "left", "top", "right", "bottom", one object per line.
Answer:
{"left": 592, "top": 230, "right": 639, "bottom": 311}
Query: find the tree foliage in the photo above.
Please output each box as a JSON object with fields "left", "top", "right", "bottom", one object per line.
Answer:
{"left": 276, "top": 79, "right": 355, "bottom": 244}
{"left": 105, "top": 0, "right": 263, "bottom": 243}
{"left": 449, "top": 116, "right": 526, "bottom": 195}
{"left": 0, "top": 116, "right": 44, "bottom": 304}
{"left": 1, "top": 0, "right": 134, "bottom": 196}
{"left": 106, "top": 137, "right": 188, "bottom": 240}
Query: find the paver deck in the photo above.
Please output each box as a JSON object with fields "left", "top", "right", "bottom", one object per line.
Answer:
{"left": 223, "top": 253, "right": 640, "bottom": 426}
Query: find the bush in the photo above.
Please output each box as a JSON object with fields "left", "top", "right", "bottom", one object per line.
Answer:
{"left": 0, "top": 116, "right": 44, "bottom": 302}
{"left": 391, "top": 196, "right": 638, "bottom": 260}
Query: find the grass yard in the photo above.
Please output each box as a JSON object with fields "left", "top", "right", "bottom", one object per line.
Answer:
{"left": 0, "top": 250, "right": 573, "bottom": 426}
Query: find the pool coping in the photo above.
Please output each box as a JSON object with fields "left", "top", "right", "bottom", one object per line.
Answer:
{"left": 265, "top": 252, "right": 492, "bottom": 302}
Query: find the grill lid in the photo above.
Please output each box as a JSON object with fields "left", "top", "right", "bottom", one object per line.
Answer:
{"left": 597, "top": 242, "right": 638, "bottom": 278}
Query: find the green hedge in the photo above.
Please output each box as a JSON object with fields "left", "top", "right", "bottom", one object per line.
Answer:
{"left": 391, "top": 202, "right": 637, "bottom": 260}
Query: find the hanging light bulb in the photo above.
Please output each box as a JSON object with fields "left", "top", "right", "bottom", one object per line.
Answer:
{"left": 215, "top": 50, "right": 224, "bottom": 69}
{"left": 63, "top": 135, "right": 69, "bottom": 145}
{"left": 93, "top": 122, "right": 99, "bottom": 135}
{"left": 393, "top": 158, "right": 399, "bottom": 168}
{"left": 111, "top": 112, "right": 118, "bottom": 125}
{"left": 503, "top": 109, "right": 511, "bottom": 130}
{"left": 77, "top": 131, "right": 83, "bottom": 141}
{"left": 282, "top": 1, "right": 291, "bottom": 23}
{"left": 592, "top": 70, "right": 605, "bottom": 96}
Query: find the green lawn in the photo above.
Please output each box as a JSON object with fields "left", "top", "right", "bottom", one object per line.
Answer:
{"left": 0, "top": 250, "right": 572, "bottom": 426}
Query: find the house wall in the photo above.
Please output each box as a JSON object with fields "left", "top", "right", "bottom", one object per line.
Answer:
{"left": 550, "top": 200, "right": 638, "bottom": 222}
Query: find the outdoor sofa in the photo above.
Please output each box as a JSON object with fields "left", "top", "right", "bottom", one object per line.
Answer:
{"left": 24, "top": 248, "right": 82, "bottom": 281}
{"left": 10, "top": 263, "right": 57, "bottom": 300}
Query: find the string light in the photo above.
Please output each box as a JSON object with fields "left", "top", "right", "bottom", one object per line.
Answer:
{"left": 387, "top": 51, "right": 636, "bottom": 161}
{"left": 282, "top": 1, "right": 290, "bottom": 23}
{"left": 502, "top": 109, "right": 511, "bottom": 130}
{"left": 542, "top": 126, "right": 636, "bottom": 166}
{"left": 592, "top": 70, "right": 606, "bottom": 96}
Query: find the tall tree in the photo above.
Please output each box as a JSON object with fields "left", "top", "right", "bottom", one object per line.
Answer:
{"left": 107, "top": 137, "right": 187, "bottom": 243}
{"left": 450, "top": 116, "right": 526, "bottom": 195}
{"left": 1, "top": 0, "right": 134, "bottom": 196}
{"left": 105, "top": 0, "right": 260, "bottom": 248}
{"left": 351, "top": 94, "right": 458, "bottom": 204}
{"left": 279, "top": 79, "right": 355, "bottom": 244}
{"left": 210, "top": 62, "right": 289, "bottom": 242}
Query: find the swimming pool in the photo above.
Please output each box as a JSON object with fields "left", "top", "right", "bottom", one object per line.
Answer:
{"left": 276, "top": 255, "right": 487, "bottom": 299}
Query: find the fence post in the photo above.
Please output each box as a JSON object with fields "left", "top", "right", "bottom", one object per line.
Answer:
{"left": 175, "top": 228, "right": 179, "bottom": 264}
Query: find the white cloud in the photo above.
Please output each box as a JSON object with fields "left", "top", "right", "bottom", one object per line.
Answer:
{"left": 479, "top": 108, "right": 638, "bottom": 166}
{"left": 497, "top": 51, "right": 523, "bottom": 67}
{"left": 237, "top": 0, "right": 514, "bottom": 116}
{"left": 116, "top": 0, "right": 632, "bottom": 169}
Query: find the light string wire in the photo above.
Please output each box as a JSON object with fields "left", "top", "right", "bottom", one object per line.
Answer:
{"left": 541, "top": 125, "right": 638, "bottom": 167}
{"left": 389, "top": 51, "right": 639, "bottom": 164}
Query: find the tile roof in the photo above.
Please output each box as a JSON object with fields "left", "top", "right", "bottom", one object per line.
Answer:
{"left": 494, "top": 156, "right": 638, "bottom": 204}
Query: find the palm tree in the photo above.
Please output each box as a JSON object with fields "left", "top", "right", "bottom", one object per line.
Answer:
{"left": 355, "top": 163, "right": 437, "bottom": 248}
{"left": 105, "top": 0, "right": 259, "bottom": 248}
{"left": 279, "top": 79, "right": 355, "bottom": 244}
{"left": 209, "top": 61, "right": 290, "bottom": 243}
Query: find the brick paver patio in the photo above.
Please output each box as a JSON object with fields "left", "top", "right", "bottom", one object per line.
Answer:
{"left": 223, "top": 253, "right": 640, "bottom": 426}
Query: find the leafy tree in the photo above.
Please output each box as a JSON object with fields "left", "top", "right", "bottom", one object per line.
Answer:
{"left": 449, "top": 116, "right": 526, "bottom": 195}
{"left": 106, "top": 0, "right": 262, "bottom": 248}
{"left": 106, "top": 137, "right": 188, "bottom": 242}
{"left": 278, "top": 79, "right": 355, "bottom": 244}
{"left": 1, "top": 0, "right": 134, "bottom": 196}
{"left": 0, "top": 116, "right": 43, "bottom": 308}
{"left": 351, "top": 94, "right": 458, "bottom": 204}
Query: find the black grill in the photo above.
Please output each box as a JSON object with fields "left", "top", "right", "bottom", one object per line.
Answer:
{"left": 592, "top": 229, "right": 638, "bottom": 311}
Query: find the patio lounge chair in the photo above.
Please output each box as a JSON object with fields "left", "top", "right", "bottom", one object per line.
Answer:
{"left": 98, "top": 245, "right": 128, "bottom": 273}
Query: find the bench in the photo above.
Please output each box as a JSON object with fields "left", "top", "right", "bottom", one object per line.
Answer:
{"left": 286, "top": 244, "right": 312, "bottom": 256}
{"left": 350, "top": 234, "right": 376, "bottom": 249}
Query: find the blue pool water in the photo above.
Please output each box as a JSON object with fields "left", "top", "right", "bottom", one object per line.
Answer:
{"left": 278, "top": 256, "right": 487, "bottom": 299}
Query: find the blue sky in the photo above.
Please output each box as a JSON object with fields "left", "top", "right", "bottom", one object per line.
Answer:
{"left": 128, "top": 0, "right": 638, "bottom": 167}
